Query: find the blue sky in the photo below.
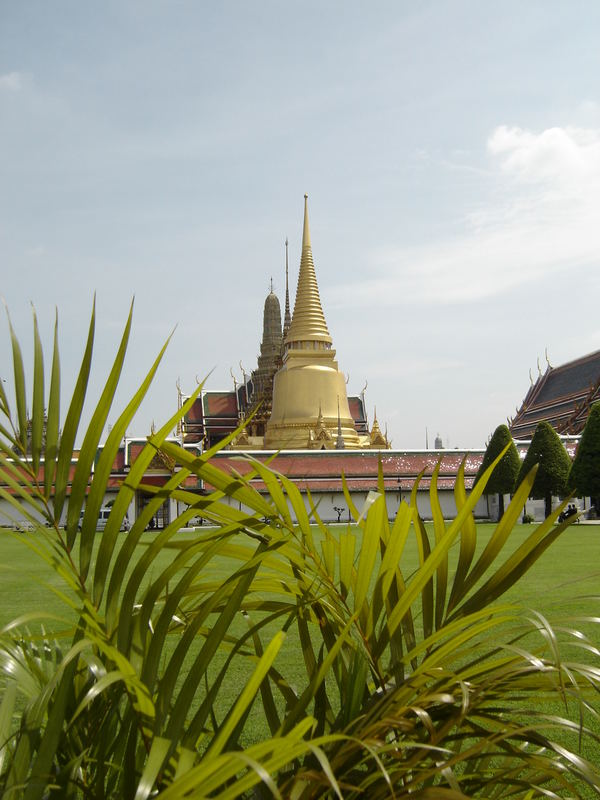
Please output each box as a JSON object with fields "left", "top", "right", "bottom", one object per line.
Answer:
{"left": 2, "top": 1, "right": 600, "bottom": 448}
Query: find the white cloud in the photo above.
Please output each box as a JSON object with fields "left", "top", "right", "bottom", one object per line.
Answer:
{"left": 334, "top": 124, "right": 600, "bottom": 307}
{"left": 488, "top": 124, "right": 600, "bottom": 185}
{"left": 0, "top": 72, "right": 23, "bottom": 92}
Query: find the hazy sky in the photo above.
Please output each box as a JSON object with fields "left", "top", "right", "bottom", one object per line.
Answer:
{"left": 2, "top": 1, "right": 600, "bottom": 449}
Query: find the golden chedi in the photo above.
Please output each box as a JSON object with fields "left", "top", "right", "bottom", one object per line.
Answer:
{"left": 265, "top": 196, "right": 362, "bottom": 449}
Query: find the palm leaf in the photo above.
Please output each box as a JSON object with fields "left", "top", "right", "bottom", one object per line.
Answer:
{"left": 30, "top": 307, "right": 45, "bottom": 474}
{"left": 54, "top": 300, "right": 96, "bottom": 526}
{"left": 43, "top": 310, "right": 60, "bottom": 499}
{"left": 5, "top": 306, "right": 28, "bottom": 452}
{"left": 71, "top": 301, "right": 134, "bottom": 558}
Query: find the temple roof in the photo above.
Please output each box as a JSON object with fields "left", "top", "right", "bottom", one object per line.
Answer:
{"left": 209, "top": 449, "right": 485, "bottom": 492}
{"left": 348, "top": 396, "right": 368, "bottom": 434}
{"left": 202, "top": 391, "right": 239, "bottom": 418}
{"left": 510, "top": 350, "right": 600, "bottom": 439}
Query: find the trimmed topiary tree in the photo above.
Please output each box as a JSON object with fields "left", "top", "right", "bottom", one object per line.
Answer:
{"left": 474, "top": 424, "right": 520, "bottom": 517}
{"left": 569, "top": 401, "right": 600, "bottom": 513}
{"left": 517, "top": 420, "right": 572, "bottom": 518}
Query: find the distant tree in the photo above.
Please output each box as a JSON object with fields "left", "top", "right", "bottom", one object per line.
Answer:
{"left": 517, "top": 421, "right": 571, "bottom": 518}
{"left": 569, "top": 402, "right": 600, "bottom": 512}
{"left": 474, "top": 424, "right": 520, "bottom": 517}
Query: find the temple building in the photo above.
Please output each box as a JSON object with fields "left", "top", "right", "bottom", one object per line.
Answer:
{"left": 510, "top": 350, "right": 600, "bottom": 440}
{"left": 182, "top": 195, "right": 388, "bottom": 451}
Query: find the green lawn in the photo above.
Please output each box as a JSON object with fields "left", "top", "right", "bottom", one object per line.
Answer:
{"left": 2, "top": 522, "right": 599, "bottom": 627}
{"left": 1, "top": 520, "right": 599, "bottom": 769}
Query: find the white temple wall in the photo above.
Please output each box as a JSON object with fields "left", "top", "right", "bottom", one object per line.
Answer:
{"left": 216, "top": 487, "right": 489, "bottom": 524}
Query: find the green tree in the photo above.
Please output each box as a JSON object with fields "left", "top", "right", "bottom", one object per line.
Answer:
{"left": 517, "top": 420, "right": 572, "bottom": 518}
{"left": 474, "top": 424, "right": 520, "bottom": 517}
{"left": 569, "top": 401, "right": 600, "bottom": 512}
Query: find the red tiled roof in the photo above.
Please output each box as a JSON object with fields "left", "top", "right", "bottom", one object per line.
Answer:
{"left": 185, "top": 397, "right": 204, "bottom": 423}
{"left": 1, "top": 461, "right": 81, "bottom": 495}
{"left": 347, "top": 396, "right": 364, "bottom": 420}
{"left": 214, "top": 451, "right": 480, "bottom": 476}
{"left": 207, "top": 450, "right": 483, "bottom": 493}
{"left": 348, "top": 395, "right": 369, "bottom": 434}
{"left": 203, "top": 391, "right": 239, "bottom": 418}
{"left": 112, "top": 448, "right": 125, "bottom": 471}
{"left": 129, "top": 442, "right": 146, "bottom": 461}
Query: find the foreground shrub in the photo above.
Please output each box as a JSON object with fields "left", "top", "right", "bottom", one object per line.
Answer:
{"left": 0, "top": 306, "right": 599, "bottom": 798}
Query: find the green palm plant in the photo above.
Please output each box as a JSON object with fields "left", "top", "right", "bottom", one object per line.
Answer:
{"left": 0, "top": 305, "right": 599, "bottom": 798}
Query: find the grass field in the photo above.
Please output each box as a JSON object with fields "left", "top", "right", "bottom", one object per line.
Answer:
{"left": 2, "top": 521, "right": 599, "bottom": 627}
{"left": 1, "top": 519, "right": 600, "bottom": 778}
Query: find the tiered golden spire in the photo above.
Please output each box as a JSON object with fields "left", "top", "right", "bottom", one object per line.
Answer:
{"left": 265, "top": 194, "right": 361, "bottom": 450}
{"left": 285, "top": 195, "right": 332, "bottom": 346}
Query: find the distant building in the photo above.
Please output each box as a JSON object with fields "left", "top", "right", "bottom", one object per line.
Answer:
{"left": 510, "top": 350, "right": 600, "bottom": 439}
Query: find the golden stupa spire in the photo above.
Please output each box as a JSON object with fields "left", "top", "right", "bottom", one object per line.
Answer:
{"left": 265, "top": 195, "right": 361, "bottom": 450}
{"left": 285, "top": 195, "right": 332, "bottom": 345}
